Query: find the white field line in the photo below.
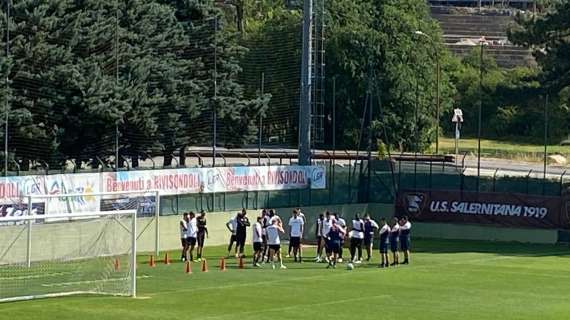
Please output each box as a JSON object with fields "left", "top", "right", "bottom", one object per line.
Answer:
{"left": 41, "top": 275, "right": 151, "bottom": 288}
{"left": 0, "top": 272, "right": 72, "bottom": 281}
{"left": 201, "top": 294, "right": 392, "bottom": 320}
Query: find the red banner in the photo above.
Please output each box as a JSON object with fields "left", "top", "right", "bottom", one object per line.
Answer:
{"left": 395, "top": 190, "right": 570, "bottom": 229}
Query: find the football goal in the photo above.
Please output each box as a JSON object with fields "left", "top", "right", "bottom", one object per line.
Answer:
{"left": 0, "top": 191, "right": 160, "bottom": 303}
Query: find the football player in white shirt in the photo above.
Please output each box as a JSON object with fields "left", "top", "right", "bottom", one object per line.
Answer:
{"left": 399, "top": 216, "right": 412, "bottom": 265}
{"left": 287, "top": 208, "right": 306, "bottom": 257}
{"left": 363, "top": 214, "right": 380, "bottom": 261}
{"left": 378, "top": 217, "right": 391, "bottom": 268}
{"left": 334, "top": 213, "right": 347, "bottom": 262}
{"left": 266, "top": 219, "right": 287, "bottom": 269}
{"left": 349, "top": 214, "right": 365, "bottom": 263}
{"left": 179, "top": 212, "right": 190, "bottom": 262}
{"left": 321, "top": 211, "right": 334, "bottom": 262}
{"left": 186, "top": 212, "right": 198, "bottom": 262}
{"left": 314, "top": 213, "right": 325, "bottom": 262}
{"left": 226, "top": 214, "right": 238, "bottom": 257}
{"left": 288, "top": 209, "right": 305, "bottom": 263}
{"left": 389, "top": 217, "right": 400, "bottom": 266}
{"left": 252, "top": 216, "right": 264, "bottom": 267}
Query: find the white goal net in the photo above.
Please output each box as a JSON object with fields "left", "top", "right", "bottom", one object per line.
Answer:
{"left": 0, "top": 191, "right": 161, "bottom": 302}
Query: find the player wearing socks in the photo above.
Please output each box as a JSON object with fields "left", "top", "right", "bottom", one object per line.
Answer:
{"left": 363, "top": 214, "right": 379, "bottom": 261}
{"left": 287, "top": 208, "right": 306, "bottom": 257}
{"left": 261, "top": 209, "right": 269, "bottom": 261}
{"left": 288, "top": 209, "right": 305, "bottom": 263}
{"left": 322, "top": 211, "right": 334, "bottom": 262}
{"left": 378, "top": 218, "right": 390, "bottom": 268}
{"left": 179, "top": 212, "right": 189, "bottom": 262}
{"left": 186, "top": 212, "right": 198, "bottom": 262}
{"left": 266, "top": 219, "right": 287, "bottom": 269}
{"left": 226, "top": 213, "right": 238, "bottom": 257}
{"left": 349, "top": 214, "right": 365, "bottom": 263}
{"left": 335, "top": 214, "right": 347, "bottom": 262}
{"left": 399, "top": 216, "right": 412, "bottom": 264}
{"left": 252, "top": 216, "right": 263, "bottom": 267}
{"left": 325, "top": 219, "right": 346, "bottom": 269}
{"left": 389, "top": 217, "right": 400, "bottom": 266}
{"left": 196, "top": 210, "right": 208, "bottom": 261}
{"left": 235, "top": 209, "right": 251, "bottom": 258}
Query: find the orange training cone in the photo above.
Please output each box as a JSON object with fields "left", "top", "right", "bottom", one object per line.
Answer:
{"left": 238, "top": 256, "right": 245, "bottom": 269}
{"left": 219, "top": 258, "right": 227, "bottom": 271}
{"left": 185, "top": 261, "right": 192, "bottom": 274}
{"left": 149, "top": 255, "right": 156, "bottom": 267}
{"left": 164, "top": 252, "right": 171, "bottom": 265}
{"left": 201, "top": 259, "right": 209, "bottom": 272}
{"left": 113, "top": 257, "right": 120, "bottom": 271}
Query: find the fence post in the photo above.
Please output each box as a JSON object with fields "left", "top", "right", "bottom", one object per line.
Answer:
{"left": 492, "top": 168, "right": 499, "bottom": 192}
{"left": 26, "top": 195, "right": 33, "bottom": 268}
{"left": 526, "top": 170, "right": 533, "bottom": 194}
{"left": 155, "top": 191, "right": 160, "bottom": 257}
{"left": 559, "top": 171, "right": 567, "bottom": 196}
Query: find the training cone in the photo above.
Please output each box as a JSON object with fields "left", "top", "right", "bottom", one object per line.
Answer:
{"left": 149, "top": 255, "right": 156, "bottom": 267}
{"left": 185, "top": 261, "right": 192, "bottom": 274}
{"left": 238, "top": 256, "right": 245, "bottom": 269}
{"left": 201, "top": 259, "right": 209, "bottom": 272}
{"left": 113, "top": 257, "right": 120, "bottom": 271}
{"left": 164, "top": 252, "right": 171, "bottom": 265}
{"left": 219, "top": 258, "right": 227, "bottom": 272}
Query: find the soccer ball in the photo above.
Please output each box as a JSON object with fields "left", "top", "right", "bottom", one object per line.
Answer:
{"left": 346, "top": 263, "right": 354, "bottom": 270}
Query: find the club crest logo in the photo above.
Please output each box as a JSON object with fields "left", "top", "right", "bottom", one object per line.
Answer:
{"left": 404, "top": 193, "right": 426, "bottom": 215}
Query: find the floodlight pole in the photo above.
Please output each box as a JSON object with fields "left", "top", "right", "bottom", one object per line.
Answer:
{"left": 258, "top": 72, "right": 264, "bottom": 166}
{"left": 476, "top": 41, "right": 484, "bottom": 193}
{"left": 4, "top": 0, "right": 10, "bottom": 177}
{"left": 212, "top": 15, "right": 218, "bottom": 167}
{"left": 298, "top": 0, "right": 313, "bottom": 165}
{"left": 543, "top": 94, "right": 549, "bottom": 193}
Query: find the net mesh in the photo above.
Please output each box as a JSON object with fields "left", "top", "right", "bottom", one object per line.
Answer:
{"left": 0, "top": 210, "right": 135, "bottom": 302}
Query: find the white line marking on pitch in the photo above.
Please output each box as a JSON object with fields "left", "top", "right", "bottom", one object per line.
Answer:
{"left": 201, "top": 294, "right": 392, "bottom": 319}
{"left": 0, "top": 272, "right": 72, "bottom": 281}
{"left": 41, "top": 275, "right": 151, "bottom": 288}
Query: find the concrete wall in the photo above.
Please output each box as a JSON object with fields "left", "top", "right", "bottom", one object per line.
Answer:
{"left": 0, "top": 203, "right": 558, "bottom": 265}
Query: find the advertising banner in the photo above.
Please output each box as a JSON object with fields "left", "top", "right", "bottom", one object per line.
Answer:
{"left": 102, "top": 165, "right": 326, "bottom": 195}
{"left": 395, "top": 189, "right": 570, "bottom": 229}
{"left": 0, "top": 166, "right": 325, "bottom": 215}
{"left": 44, "top": 173, "right": 101, "bottom": 215}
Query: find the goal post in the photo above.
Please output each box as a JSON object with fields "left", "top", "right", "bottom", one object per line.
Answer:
{"left": 0, "top": 210, "right": 137, "bottom": 303}
{"left": 24, "top": 190, "right": 161, "bottom": 259}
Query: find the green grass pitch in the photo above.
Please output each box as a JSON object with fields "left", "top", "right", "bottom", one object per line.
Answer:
{"left": 1, "top": 239, "right": 570, "bottom": 320}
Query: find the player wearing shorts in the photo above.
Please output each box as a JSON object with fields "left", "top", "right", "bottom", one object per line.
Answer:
{"left": 378, "top": 218, "right": 390, "bottom": 268}
{"left": 363, "top": 214, "right": 379, "bottom": 261}
{"left": 389, "top": 217, "right": 400, "bottom": 266}
{"left": 186, "top": 212, "right": 198, "bottom": 262}
{"left": 288, "top": 208, "right": 306, "bottom": 257}
{"left": 226, "top": 214, "right": 238, "bottom": 257}
{"left": 252, "top": 216, "right": 263, "bottom": 267}
{"left": 322, "top": 211, "right": 334, "bottom": 262}
{"left": 349, "top": 214, "right": 364, "bottom": 263}
{"left": 399, "top": 216, "right": 412, "bottom": 265}
{"left": 235, "top": 209, "right": 250, "bottom": 257}
{"left": 196, "top": 210, "right": 208, "bottom": 262}
{"left": 266, "top": 219, "right": 286, "bottom": 269}
{"left": 335, "top": 214, "right": 347, "bottom": 262}
{"left": 261, "top": 209, "right": 269, "bottom": 261}
{"left": 288, "top": 209, "right": 305, "bottom": 263}
{"left": 180, "top": 212, "right": 189, "bottom": 262}
{"left": 325, "top": 219, "right": 346, "bottom": 269}
{"left": 314, "top": 213, "right": 325, "bottom": 262}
